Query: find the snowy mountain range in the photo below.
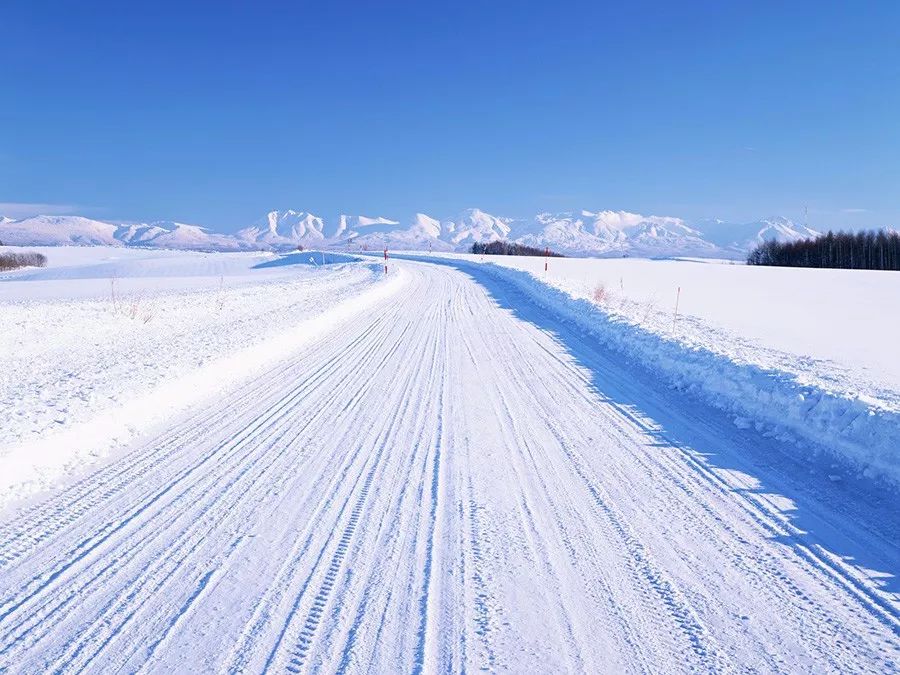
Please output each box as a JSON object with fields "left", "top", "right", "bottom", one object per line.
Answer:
{"left": 0, "top": 209, "right": 824, "bottom": 258}
{"left": 0, "top": 215, "right": 249, "bottom": 251}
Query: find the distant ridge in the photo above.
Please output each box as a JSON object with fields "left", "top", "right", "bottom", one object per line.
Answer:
{"left": 0, "top": 209, "right": 824, "bottom": 258}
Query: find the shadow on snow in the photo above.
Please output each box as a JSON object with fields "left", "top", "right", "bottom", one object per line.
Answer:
{"left": 402, "top": 254, "right": 900, "bottom": 607}
{"left": 253, "top": 252, "right": 361, "bottom": 269}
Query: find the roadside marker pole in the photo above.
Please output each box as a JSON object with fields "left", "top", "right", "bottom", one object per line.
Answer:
{"left": 672, "top": 286, "right": 681, "bottom": 334}
{"left": 544, "top": 247, "right": 549, "bottom": 274}
{"left": 384, "top": 247, "right": 388, "bottom": 275}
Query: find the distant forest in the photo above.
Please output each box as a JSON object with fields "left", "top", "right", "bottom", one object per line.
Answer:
{"left": 747, "top": 230, "right": 900, "bottom": 271}
{"left": 471, "top": 241, "right": 564, "bottom": 257}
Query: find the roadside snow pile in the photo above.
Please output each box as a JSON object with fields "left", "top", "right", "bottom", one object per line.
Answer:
{"left": 0, "top": 249, "right": 405, "bottom": 507}
{"left": 440, "top": 256, "right": 900, "bottom": 487}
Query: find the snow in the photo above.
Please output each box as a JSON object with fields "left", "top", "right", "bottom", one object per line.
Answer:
{"left": 443, "top": 208, "right": 514, "bottom": 246}
{"left": 0, "top": 246, "right": 403, "bottom": 505}
{"left": 0, "top": 254, "right": 896, "bottom": 672}
{"left": 478, "top": 254, "right": 900, "bottom": 390}
{"left": 235, "top": 210, "right": 329, "bottom": 248}
{"left": 696, "top": 216, "right": 822, "bottom": 254}
{"left": 122, "top": 221, "right": 247, "bottom": 251}
{"left": 514, "top": 210, "right": 718, "bottom": 258}
{"left": 0, "top": 216, "right": 253, "bottom": 251}
{"left": 424, "top": 253, "right": 900, "bottom": 485}
{"left": 1, "top": 209, "right": 825, "bottom": 258}
{"left": 330, "top": 215, "right": 399, "bottom": 241}
{"left": 0, "top": 215, "right": 121, "bottom": 246}
{"left": 344, "top": 213, "right": 455, "bottom": 252}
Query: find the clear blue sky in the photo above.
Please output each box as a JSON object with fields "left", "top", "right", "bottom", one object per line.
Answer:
{"left": 2, "top": 0, "right": 898, "bottom": 231}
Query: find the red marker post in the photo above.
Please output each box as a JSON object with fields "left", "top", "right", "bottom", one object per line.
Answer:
{"left": 384, "top": 247, "right": 388, "bottom": 275}
{"left": 544, "top": 247, "right": 549, "bottom": 273}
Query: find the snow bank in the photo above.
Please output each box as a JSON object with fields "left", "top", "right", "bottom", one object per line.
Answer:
{"left": 0, "top": 251, "right": 405, "bottom": 508}
{"left": 427, "top": 256, "right": 900, "bottom": 488}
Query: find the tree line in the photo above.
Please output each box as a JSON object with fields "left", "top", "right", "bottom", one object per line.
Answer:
{"left": 471, "top": 241, "right": 564, "bottom": 257}
{"left": 747, "top": 230, "right": 900, "bottom": 271}
{"left": 0, "top": 251, "right": 47, "bottom": 272}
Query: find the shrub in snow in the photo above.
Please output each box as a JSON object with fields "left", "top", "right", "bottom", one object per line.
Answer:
{"left": 0, "top": 252, "right": 47, "bottom": 271}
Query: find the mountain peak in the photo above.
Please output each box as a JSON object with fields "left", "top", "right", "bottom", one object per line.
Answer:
{"left": 761, "top": 215, "right": 795, "bottom": 227}
{"left": 1, "top": 208, "right": 831, "bottom": 259}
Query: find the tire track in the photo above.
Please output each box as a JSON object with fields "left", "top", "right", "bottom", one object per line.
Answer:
{"left": 260, "top": 294, "right": 445, "bottom": 672}
{"left": 0, "top": 279, "right": 408, "bottom": 669}
{"left": 2, "top": 258, "right": 897, "bottom": 674}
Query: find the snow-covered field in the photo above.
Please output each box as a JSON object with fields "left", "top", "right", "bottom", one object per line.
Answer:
{"left": 481, "top": 254, "right": 900, "bottom": 391}
{"left": 0, "top": 247, "right": 897, "bottom": 672}
{"left": 0, "top": 246, "right": 400, "bottom": 506}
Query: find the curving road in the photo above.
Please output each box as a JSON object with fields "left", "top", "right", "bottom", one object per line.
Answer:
{"left": 0, "top": 258, "right": 898, "bottom": 673}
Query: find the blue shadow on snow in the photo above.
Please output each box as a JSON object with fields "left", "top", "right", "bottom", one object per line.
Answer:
{"left": 253, "top": 251, "right": 361, "bottom": 269}
{"left": 396, "top": 253, "right": 900, "bottom": 609}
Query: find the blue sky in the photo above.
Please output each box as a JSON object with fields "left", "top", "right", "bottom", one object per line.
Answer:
{"left": 2, "top": 1, "right": 898, "bottom": 231}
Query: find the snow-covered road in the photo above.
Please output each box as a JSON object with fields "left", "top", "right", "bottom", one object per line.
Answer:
{"left": 1, "top": 258, "right": 898, "bottom": 673}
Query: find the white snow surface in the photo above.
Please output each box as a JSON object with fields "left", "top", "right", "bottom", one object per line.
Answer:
{"left": 695, "top": 216, "right": 821, "bottom": 254}
{"left": 0, "top": 246, "right": 400, "bottom": 504}
{"left": 0, "top": 252, "right": 897, "bottom": 672}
